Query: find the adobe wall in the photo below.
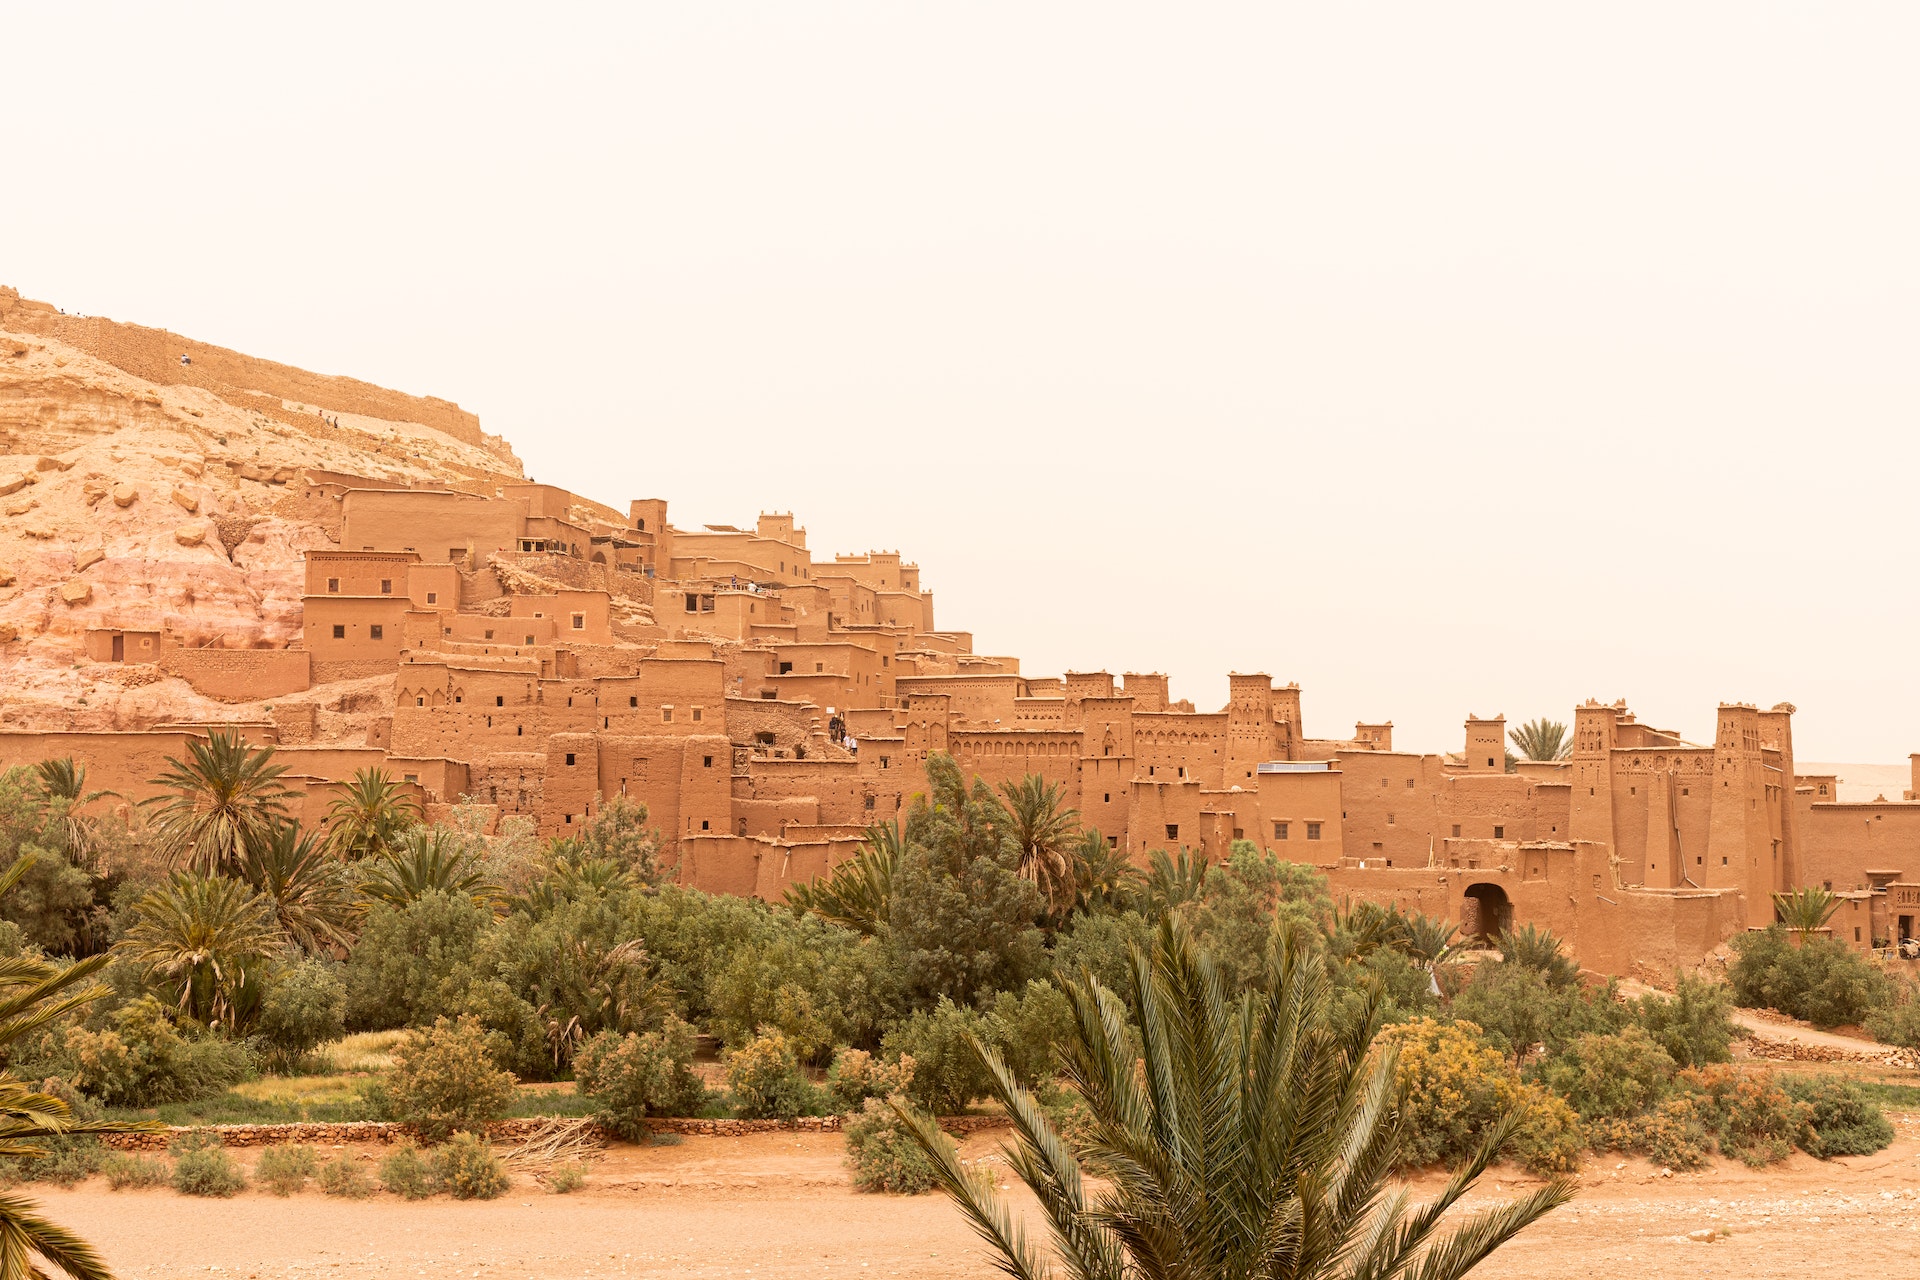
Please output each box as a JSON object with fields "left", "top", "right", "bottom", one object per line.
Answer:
{"left": 341, "top": 489, "right": 525, "bottom": 559}
{"left": 159, "top": 648, "right": 311, "bottom": 702}
{"left": 0, "top": 292, "right": 507, "bottom": 458}
{"left": 0, "top": 730, "right": 206, "bottom": 800}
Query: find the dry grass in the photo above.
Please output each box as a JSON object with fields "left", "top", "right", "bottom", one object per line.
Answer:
{"left": 320, "top": 1030, "right": 407, "bottom": 1073}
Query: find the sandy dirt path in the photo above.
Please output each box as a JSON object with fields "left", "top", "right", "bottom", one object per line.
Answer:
{"left": 31, "top": 1127, "right": 1920, "bottom": 1280}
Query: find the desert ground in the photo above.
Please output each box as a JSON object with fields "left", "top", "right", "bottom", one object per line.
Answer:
{"left": 32, "top": 1117, "right": 1920, "bottom": 1280}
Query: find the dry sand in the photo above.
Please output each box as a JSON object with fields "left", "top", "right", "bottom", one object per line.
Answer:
{"left": 31, "top": 1124, "right": 1920, "bottom": 1280}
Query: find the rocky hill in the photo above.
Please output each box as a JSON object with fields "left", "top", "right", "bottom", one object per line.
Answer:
{"left": 0, "top": 286, "right": 525, "bottom": 731}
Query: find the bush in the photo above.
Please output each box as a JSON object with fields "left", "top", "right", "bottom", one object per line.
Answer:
{"left": 170, "top": 1133, "right": 246, "bottom": 1197}
{"left": 844, "top": 1097, "right": 949, "bottom": 1194}
{"left": 1680, "top": 1065, "right": 1809, "bottom": 1168}
{"left": 256, "top": 1144, "right": 320, "bottom": 1196}
{"left": 1782, "top": 1075, "right": 1895, "bottom": 1158}
{"left": 1536, "top": 1027, "right": 1676, "bottom": 1123}
{"left": 1630, "top": 973, "right": 1737, "bottom": 1068}
{"left": 725, "top": 1032, "right": 824, "bottom": 1120}
{"left": 0, "top": 1135, "right": 104, "bottom": 1187}
{"left": 343, "top": 890, "right": 491, "bottom": 1031}
{"left": 1052, "top": 910, "right": 1152, "bottom": 996}
{"left": 1377, "top": 1018, "right": 1583, "bottom": 1176}
{"left": 1729, "top": 928, "right": 1886, "bottom": 1029}
{"left": 881, "top": 1000, "right": 993, "bottom": 1115}
{"left": 1626, "top": 1094, "right": 1714, "bottom": 1171}
{"left": 1864, "top": 974, "right": 1920, "bottom": 1048}
{"left": 571, "top": 1018, "right": 706, "bottom": 1140}
{"left": 431, "top": 1132, "right": 509, "bottom": 1200}
{"left": 385, "top": 1015, "right": 519, "bottom": 1142}
{"left": 255, "top": 959, "right": 347, "bottom": 1070}
{"left": 1181, "top": 843, "right": 1333, "bottom": 993}
{"left": 703, "top": 913, "right": 901, "bottom": 1062}
{"left": 824, "top": 1048, "right": 915, "bottom": 1113}
{"left": 317, "top": 1155, "right": 373, "bottom": 1198}
{"left": 544, "top": 1161, "right": 588, "bottom": 1194}
{"left": 983, "top": 981, "right": 1075, "bottom": 1095}
{"left": 1449, "top": 963, "right": 1623, "bottom": 1066}
{"left": 60, "top": 996, "right": 253, "bottom": 1106}
{"left": 101, "top": 1152, "right": 170, "bottom": 1189}
{"left": 379, "top": 1143, "right": 435, "bottom": 1199}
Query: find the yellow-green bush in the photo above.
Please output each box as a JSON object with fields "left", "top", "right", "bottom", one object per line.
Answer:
{"left": 1377, "top": 1017, "right": 1584, "bottom": 1176}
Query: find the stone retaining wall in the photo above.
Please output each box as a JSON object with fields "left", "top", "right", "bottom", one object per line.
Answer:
{"left": 100, "top": 1113, "right": 1010, "bottom": 1150}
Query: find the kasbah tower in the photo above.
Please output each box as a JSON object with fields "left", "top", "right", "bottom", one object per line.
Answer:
{"left": 3, "top": 282, "right": 1918, "bottom": 981}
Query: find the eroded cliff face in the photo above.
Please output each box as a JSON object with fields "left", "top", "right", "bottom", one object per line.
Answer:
{"left": 0, "top": 286, "right": 525, "bottom": 730}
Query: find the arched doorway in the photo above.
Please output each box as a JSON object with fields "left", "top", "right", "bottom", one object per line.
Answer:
{"left": 1461, "top": 883, "right": 1512, "bottom": 943}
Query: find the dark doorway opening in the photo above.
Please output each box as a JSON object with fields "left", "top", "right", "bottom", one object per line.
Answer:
{"left": 1462, "top": 882, "right": 1513, "bottom": 942}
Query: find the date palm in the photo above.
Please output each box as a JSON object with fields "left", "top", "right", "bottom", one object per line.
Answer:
{"left": 1508, "top": 718, "right": 1572, "bottom": 763}
{"left": 0, "top": 853, "right": 161, "bottom": 1280}
{"left": 785, "top": 820, "right": 902, "bottom": 936}
{"left": 1494, "top": 923, "right": 1581, "bottom": 988}
{"left": 898, "top": 919, "right": 1573, "bottom": 1280}
{"left": 1001, "top": 775, "right": 1081, "bottom": 915}
{"left": 323, "top": 767, "right": 421, "bottom": 861}
{"left": 144, "top": 730, "right": 296, "bottom": 876}
{"left": 358, "top": 827, "right": 499, "bottom": 911}
{"left": 239, "top": 822, "right": 356, "bottom": 954}
{"left": 29, "top": 758, "right": 120, "bottom": 869}
{"left": 1773, "top": 886, "right": 1841, "bottom": 946}
{"left": 116, "top": 872, "right": 284, "bottom": 1031}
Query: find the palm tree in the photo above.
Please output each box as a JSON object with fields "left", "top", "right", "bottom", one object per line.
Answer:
{"left": 29, "top": 758, "right": 120, "bottom": 869}
{"left": 785, "top": 820, "right": 902, "bottom": 936}
{"left": 1000, "top": 775, "right": 1082, "bottom": 915}
{"left": 1327, "top": 898, "right": 1410, "bottom": 963}
{"left": 1494, "top": 923, "right": 1581, "bottom": 987}
{"left": 116, "top": 873, "right": 284, "bottom": 1031}
{"left": 144, "top": 729, "right": 296, "bottom": 876}
{"left": 239, "top": 822, "right": 356, "bottom": 954}
{"left": 358, "top": 827, "right": 499, "bottom": 911}
{"left": 896, "top": 920, "right": 1573, "bottom": 1280}
{"left": 1143, "top": 847, "right": 1210, "bottom": 920}
{"left": 1400, "top": 912, "right": 1462, "bottom": 974}
{"left": 1066, "top": 828, "right": 1140, "bottom": 917}
{"left": 0, "top": 854, "right": 161, "bottom": 1280}
{"left": 1508, "top": 718, "right": 1573, "bottom": 762}
{"left": 1773, "top": 886, "right": 1841, "bottom": 945}
{"left": 323, "top": 767, "right": 421, "bottom": 861}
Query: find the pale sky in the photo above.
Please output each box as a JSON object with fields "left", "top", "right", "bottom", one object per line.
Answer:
{"left": 6, "top": 4, "right": 1918, "bottom": 761}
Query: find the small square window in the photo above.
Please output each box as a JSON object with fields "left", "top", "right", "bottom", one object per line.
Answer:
{"left": 572, "top": 614, "right": 585, "bottom": 630}
{"left": 1306, "top": 822, "right": 1322, "bottom": 840}
{"left": 565, "top": 753, "right": 576, "bottom": 766}
{"left": 426, "top": 592, "right": 438, "bottom": 604}
{"left": 524, "top": 634, "right": 534, "bottom": 645}
{"left": 1406, "top": 778, "right": 1414, "bottom": 788}
{"left": 484, "top": 629, "right": 495, "bottom": 640}
{"left": 864, "top": 794, "right": 876, "bottom": 810}
{"left": 700, "top": 819, "right": 710, "bottom": 830}
{"left": 1493, "top": 825, "right": 1505, "bottom": 839}
{"left": 1451, "top": 825, "right": 1461, "bottom": 837}
{"left": 1165, "top": 824, "right": 1179, "bottom": 840}
{"left": 629, "top": 696, "right": 638, "bottom": 708}
{"left": 496, "top": 695, "right": 504, "bottom": 707}
{"left": 1380, "top": 777, "right": 1388, "bottom": 788}
{"left": 662, "top": 708, "right": 674, "bottom": 722}
{"left": 369, "top": 625, "right": 384, "bottom": 640}
{"left": 692, "top": 708, "right": 703, "bottom": 722}
{"left": 1274, "top": 821, "right": 1288, "bottom": 840}
{"left": 326, "top": 577, "right": 340, "bottom": 593}
{"left": 331, "top": 624, "right": 345, "bottom": 639}
{"left": 380, "top": 579, "right": 392, "bottom": 594}
{"left": 702, "top": 755, "right": 713, "bottom": 768}
{"left": 415, "top": 696, "right": 424, "bottom": 707}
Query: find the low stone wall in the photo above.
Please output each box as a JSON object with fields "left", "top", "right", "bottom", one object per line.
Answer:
{"left": 100, "top": 1113, "right": 1010, "bottom": 1150}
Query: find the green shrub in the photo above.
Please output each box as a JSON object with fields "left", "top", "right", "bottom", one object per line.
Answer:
{"left": 1051, "top": 910, "right": 1152, "bottom": 996}
{"left": 0, "top": 1135, "right": 104, "bottom": 1187}
{"left": 983, "top": 980, "right": 1075, "bottom": 1095}
{"left": 379, "top": 1143, "right": 435, "bottom": 1199}
{"left": 1782, "top": 1075, "right": 1895, "bottom": 1158}
{"left": 844, "top": 1097, "right": 948, "bottom": 1194}
{"left": 571, "top": 1018, "right": 706, "bottom": 1140}
{"left": 824, "top": 1048, "right": 915, "bottom": 1112}
{"left": 60, "top": 996, "right": 253, "bottom": 1106}
{"left": 703, "top": 913, "right": 902, "bottom": 1062}
{"left": 1864, "top": 974, "right": 1920, "bottom": 1048}
{"left": 385, "top": 1015, "right": 519, "bottom": 1142}
{"left": 1376, "top": 1017, "right": 1583, "bottom": 1176}
{"left": 101, "top": 1151, "right": 170, "bottom": 1189}
{"left": 317, "top": 1155, "right": 373, "bottom": 1198}
{"left": 1181, "top": 843, "right": 1334, "bottom": 993}
{"left": 170, "top": 1134, "right": 246, "bottom": 1197}
{"left": 343, "top": 890, "right": 491, "bottom": 1030}
{"left": 1536, "top": 1026, "right": 1676, "bottom": 1122}
{"left": 1627, "top": 1094, "right": 1714, "bottom": 1171}
{"left": 881, "top": 1000, "right": 993, "bottom": 1114}
{"left": 544, "top": 1161, "right": 588, "bottom": 1194}
{"left": 1629, "top": 973, "right": 1736, "bottom": 1067}
{"left": 1680, "top": 1065, "right": 1809, "bottom": 1167}
{"left": 430, "top": 1132, "right": 508, "bottom": 1200}
{"left": 1729, "top": 928, "right": 1886, "bottom": 1029}
{"left": 256, "top": 1144, "right": 320, "bottom": 1196}
{"left": 255, "top": 959, "right": 347, "bottom": 1070}
{"left": 725, "top": 1032, "right": 824, "bottom": 1120}
{"left": 1449, "top": 963, "right": 1624, "bottom": 1066}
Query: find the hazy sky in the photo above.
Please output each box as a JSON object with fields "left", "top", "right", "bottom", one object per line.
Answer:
{"left": 6, "top": 5, "right": 1918, "bottom": 761}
